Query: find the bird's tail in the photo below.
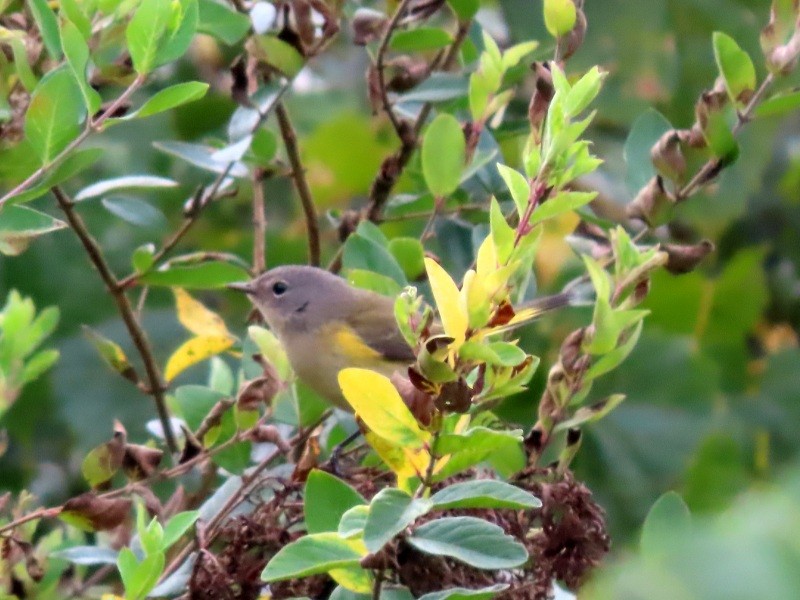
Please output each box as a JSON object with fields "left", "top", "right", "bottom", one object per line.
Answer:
{"left": 487, "top": 286, "right": 592, "bottom": 335}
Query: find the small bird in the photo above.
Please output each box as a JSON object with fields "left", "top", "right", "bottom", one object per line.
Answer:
{"left": 229, "top": 265, "right": 572, "bottom": 411}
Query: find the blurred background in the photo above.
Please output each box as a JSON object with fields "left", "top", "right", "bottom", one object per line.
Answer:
{"left": 2, "top": 0, "right": 800, "bottom": 561}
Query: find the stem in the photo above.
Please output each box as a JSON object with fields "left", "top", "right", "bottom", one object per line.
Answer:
{"left": 374, "top": 0, "right": 414, "bottom": 138}
{"left": 252, "top": 168, "right": 267, "bottom": 274}
{"left": 52, "top": 187, "right": 178, "bottom": 454}
{"left": 364, "top": 19, "right": 471, "bottom": 224}
{"left": 372, "top": 569, "right": 384, "bottom": 600}
{"left": 0, "top": 75, "right": 146, "bottom": 208}
{"left": 275, "top": 101, "right": 321, "bottom": 266}
{"left": 676, "top": 72, "right": 776, "bottom": 201}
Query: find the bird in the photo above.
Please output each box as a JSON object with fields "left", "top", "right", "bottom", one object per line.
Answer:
{"left": 228, "top": 264, "right": 573, "bottom": 411}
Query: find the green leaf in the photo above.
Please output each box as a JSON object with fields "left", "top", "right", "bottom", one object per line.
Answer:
{"left": 755, "top": 90, "right": 800, "bottom": 118}
{"left": 496, "top": 164, "right": 529, "bottom": 217}
{"left": 422, "top": 114, "right": 466, "bottom": 197}
{"left": 162, "top": 511, "right": 200, "bottom": 550}
{"left": 153, "top": 140, "right": 249, "bottom": 177}
{"left": 24, "top": 67, "right": 86, "bottom": 164}
{"left": 125, "top": 82, "right": 209, "bottom": 120}
{"left": 418, "top": 584, "right": 509, "bottom": 600}
{"left": 347, "top": 269, "right": 403, "bottom": 297}
{"left": 342, "top": 234, "right": 408, "bottom": 286}
{"left": 388, "top": 238, "right": 426, "bottom": 280}
{"left": 305, "top": 470, "right": 367, "bottom": 534}
{"left": 390, "top": 28, "right": 453, "bottom": 52}
{"left": 529, "top": 190, "right": 597, "bottom": 225}
{"left": 0, "top": 205, "right": 68, "bottom": 256}
{"left": 430, "top": 480, "right": 541, "bottom": 510}
{"left": 446, "top": 0, "right": 479, "bottom": 20}
{"left": 198, "top": 0, "right": 251, "bottom": 44}
{"left": 261, "top": 533, "right": 364, "bottom": 581}
{"left": 75, "top": 175, "right": 179, "bottom": 201}
{"left": 138, "top": 262, "right": 250, "bottom": 289}
{"left": 101, "top": 197, "right": 167, "bottom": 228}
{"left": 82, "top": 325, "right": 138, "bottom": 382}
{"left": 154, "top": 0, "right": 199, "bottom": 67}
{"left": 7, "top": 148, "right": 104, "bottom": 205}
{"left": 584, "top": 320, "right": 643, "bottom": 381}
{"left": 553, "top": 394, "right": 626, "bottom": 432}
{"left": 564, "top": 67, "right": 605, "bottom": 117}
{"left": 363, "top": 488, "right": 432, "bottom": 553}
{"left": 489, "top": 197, "right": 514, "bottom": 264}
{"left": 338, "top": 505, "right": 370, "bottom": 539}
{"left": 61, "top": 0, "right": 93, "bottom": 40}
{"left": 434, "top": 427, "right": 523, "bottom": 480}
{"left": 21, "top": 348, "right": 59, "bottom": 383}
{"left": 398, "top": 73, "right": 469, "bottom": 104}
{"left": 640, "top": 491, "right": 691, "bottom": 558}
{"left": 251, "top": 128, "right": 278, "bottom": 162}
{"left": 126, "top": 0, "right": 172, "bottom": 74}
{"left": 61, "top": 19, "right": 102, "bottom": 114}
{"left": 543, "top": 0, "right": 576, "bottom": 37}
{"left": 702, "top": 105, "right": 739, "bottom": 165}
{"left": 712, "top": 32, "right": 756, "bottom": 104}
{"left": 250, "top": 34, "right": 305, "bottom": 77}
{"left": 29, "top": 0, "right": 62, "bottom": 59}
{"left": 624, "top": 109, "right": 672, "bottom": 194}
{"left": 174, "top": 385, "right": 226, "bottom": 431}
{"left": 407, "top": 517, "right": 528, "bottom": 569}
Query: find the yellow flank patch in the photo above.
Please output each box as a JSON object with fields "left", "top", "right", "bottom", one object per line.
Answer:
{"left": 329, "top": 323, "right": 383, "bottom": 361}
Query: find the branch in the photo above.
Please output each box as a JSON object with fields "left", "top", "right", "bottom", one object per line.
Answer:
{"left": 51, "top": 187, "right": 179, "bottom": 454}
{"left": 276, "top": 101, "right": 321, "bottom": 266}
{"left": 374, "top": 0, "right": 415, "bottom": 138}
{"left": 364, "top": 19, "right": 471, "bottom": 224}
{"left": 0, "top": 74, "right": 146, "bottom": 208}
{"left": 676, "top": 72, "right": 776, "bottom": 201}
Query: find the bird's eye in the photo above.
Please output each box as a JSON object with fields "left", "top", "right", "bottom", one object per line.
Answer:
{"left": 272, "top": 281, "right": 288, "bottom": 296}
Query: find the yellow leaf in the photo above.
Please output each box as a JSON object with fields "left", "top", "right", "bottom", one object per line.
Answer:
{"left": 338, "top": 369, "right": 429, "bottom": 449}
{"left": 475, "top": 235, "right": 497, "bottom": 276}
{"left": 329, "top": 566, "right": 373, "bottom": 593}
{"left": 174, "top": 288, "right": 232, "bottom": 338}
{"left": 165, "top": 335, "right": 235, "bottom": 381}
{"left": 425, "top": 257, "right": 468, "bottom": 346}
{"left": 365, "top": 431, "right": 428, "bottom": 493}
{"left": 461, "top": 269, "right": 491, "bottom": 330}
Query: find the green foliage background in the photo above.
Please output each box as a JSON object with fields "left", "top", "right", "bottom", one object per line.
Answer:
{"left": 2, "top": 0, "right": 800, "bottom": 567}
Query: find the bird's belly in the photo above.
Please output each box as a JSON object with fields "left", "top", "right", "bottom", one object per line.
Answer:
{"left": 285, "top": 327, "right": 406, "bottom": 411}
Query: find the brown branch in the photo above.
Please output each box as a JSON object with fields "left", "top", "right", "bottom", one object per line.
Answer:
{"left": 252, "top": 168, "right": 268, "bottom": 274}
{"left": 0, "top": 74, "right": 146, "bottom": 208}
{"left": 51, "top": 187, "right": 179, "bottom": 454}
{"left": 676, "top": 72, "right": 776, "bottom": 201}
{"left": 364, "top": 19, "right": 471, "bottom": 224}
{"left": 276, "top": 101, "right": 321, "bottom": 266}
{"left": 374, "top": 0, "right": 415, "bottom": 138}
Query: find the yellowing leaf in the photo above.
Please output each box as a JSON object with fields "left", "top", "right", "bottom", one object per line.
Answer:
{"left": 365, "top": 431, "right": 429, "bottom": 493}
{"left": 425, "top": 257, "right": 468, "bottom": 346}
{"left": 174, "top": 288, "right": 232, "bottom": 337}
{"left": 338, "top": 369, "right": 429, "bottom": 449}
{"left": 476, "top": 235, "right": 498, "bottom": 276}
{"left": 461, "top": 270, "right": 491, "bottom": 330}
{"left": 329, "top": 566, "right": 373, "bottom": 593}
{"left": 165, "top": 335, "right": 235, "bottom": 381}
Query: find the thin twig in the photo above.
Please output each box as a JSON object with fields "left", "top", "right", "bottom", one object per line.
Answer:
{"left": 252, "top": 168, "right": 267, "bottom": 274}
{"left": 0, "top": 74, "right": 146, "bottom": 208}
{"left": 676, "top": 72, "right": 776, "bottom": 201}
{"left": 364, "top": 19, "right": 471, "bottom": 224}
{"left": 372, "top": 569, "right": 384, "bottom": 600}
{"left": 51, "top": 187, "right": 178, "bottom": 454}
{"left": 276, "top": 101, "right": 321, "bottom": 266}
{"left": 374, "top": 0, "right": 415, "bottom": 138}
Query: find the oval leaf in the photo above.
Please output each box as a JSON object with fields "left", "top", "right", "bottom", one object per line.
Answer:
{"left": 422, "top": 114, "right": 466, "bottom": 197}
{"left": 407, "top": 517, "right": 528, "bottom": 569}
{"left": 261, "top": 533, "right": 365, "bottom": 581}
{"left": 338, "top": 368, "right": 429, "bottom": 448}
{"left": 430, "top": 480, "right": 541, "bottom": 510}
{"left": 165, "top": 335, "right": 235, "bottom": 381}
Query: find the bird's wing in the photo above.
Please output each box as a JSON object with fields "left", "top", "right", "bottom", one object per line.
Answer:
{"left": 344, "top": 296, "right": 416, "bottom": 363}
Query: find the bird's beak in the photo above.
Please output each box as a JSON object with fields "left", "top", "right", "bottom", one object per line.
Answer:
{"left": 227, "top": 281, "right": 256, "bottom": 295}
